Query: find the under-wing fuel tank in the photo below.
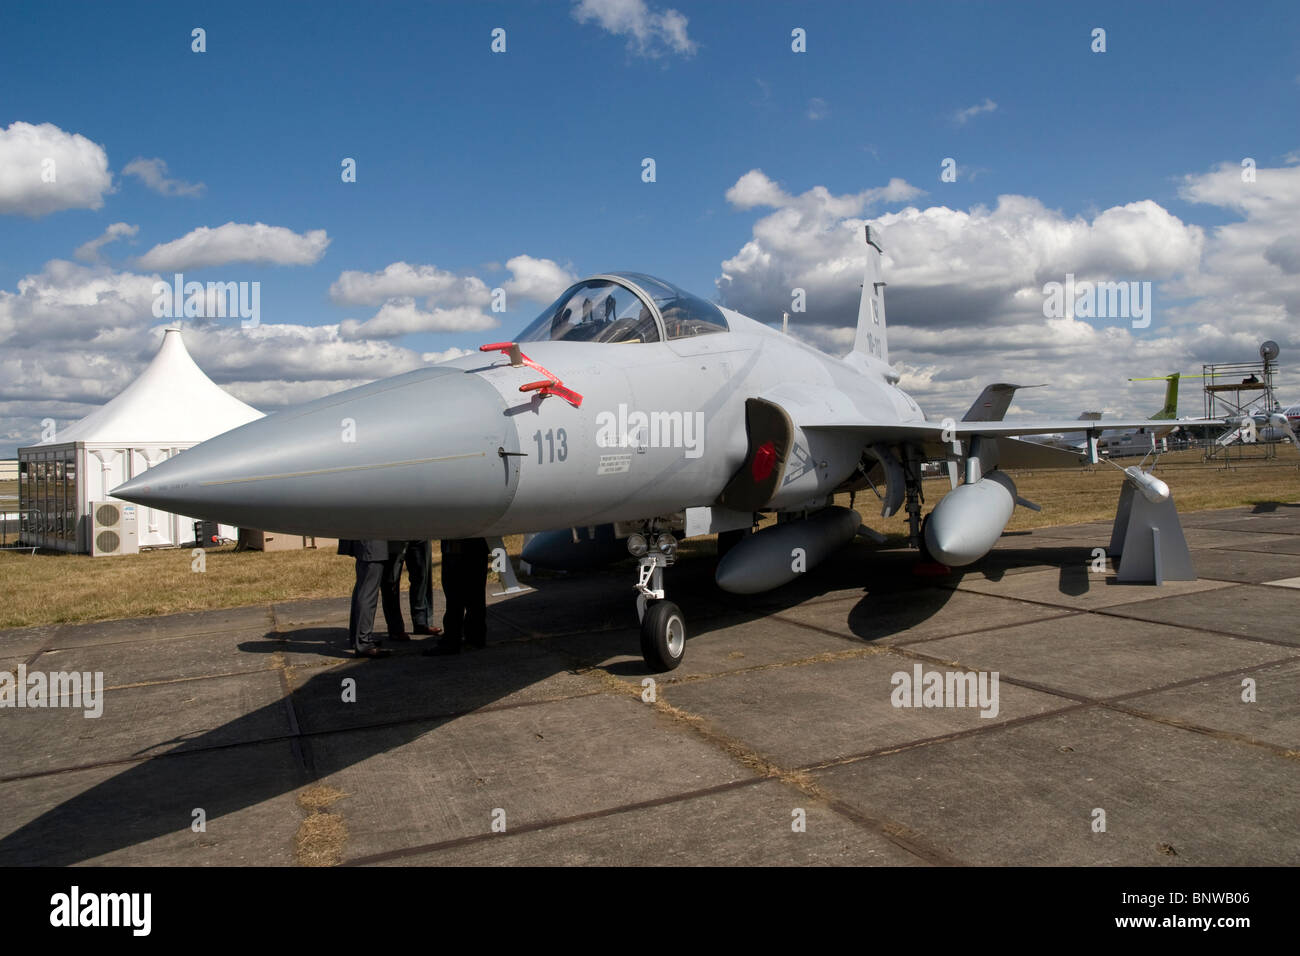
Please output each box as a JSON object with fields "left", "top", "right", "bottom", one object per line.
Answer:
{"left": 715, "top": 505, "right": 861, "bottom": 594}
{"left": 521, "top": 524, "right": 626, "bottom": 570}
{"left": 923, "top": 470, "right": 1018, "bottom": 567}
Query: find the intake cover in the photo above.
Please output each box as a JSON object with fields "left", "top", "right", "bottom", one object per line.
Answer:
{"left": 717, "top": 398, "right": 794, "bottom": 512}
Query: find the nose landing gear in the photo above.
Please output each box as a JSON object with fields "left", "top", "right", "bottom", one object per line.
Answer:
{"left": 641, "top": 599, "right": 685, "bottom": 672}
{"left": 631, "top": 536, "right": 685, "bottom": 671}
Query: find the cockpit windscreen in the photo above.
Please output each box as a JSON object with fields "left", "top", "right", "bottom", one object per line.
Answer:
{"left": 516, "top": 274, "right": 729, "bottom": 344}
{"left": 516, "top": 279, "right": 661, "bottom": 344}
{"left": 610, "top": 273, "right": 729, "bottom": 339}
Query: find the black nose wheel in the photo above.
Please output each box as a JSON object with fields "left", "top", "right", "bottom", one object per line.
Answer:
{"left": 640, "top": 600, "right": 686, "bottom": 671}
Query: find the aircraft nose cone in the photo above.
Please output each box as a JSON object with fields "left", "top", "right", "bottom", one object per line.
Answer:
{"left": 111, "top": 366, "right": 520, "bottom": 539}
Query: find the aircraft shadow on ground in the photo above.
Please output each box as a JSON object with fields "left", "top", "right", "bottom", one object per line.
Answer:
{"left": 1251, "top": 501, "right": 1300, "bottom": 514}
{"left": 0, "top": 540, "right": 1093, "bottom": 865}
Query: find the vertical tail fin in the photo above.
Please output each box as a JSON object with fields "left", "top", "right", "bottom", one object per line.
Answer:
{"left": 1153, "top": 373, "right": 1180, "bottom": 420}
{"left": 852, "top": 226, "right": 888, "bottom": 364}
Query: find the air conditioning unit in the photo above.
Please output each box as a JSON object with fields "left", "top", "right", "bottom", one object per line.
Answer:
{"left": 90, "top": 501, "right": 139, "bottom": 557}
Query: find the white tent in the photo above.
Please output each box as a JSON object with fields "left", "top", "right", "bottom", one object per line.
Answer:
{"left": 17, "top": 327, "right": 264, "bottom": 552}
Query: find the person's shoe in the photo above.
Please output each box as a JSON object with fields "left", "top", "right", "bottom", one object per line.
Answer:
{"left": 421, "top": 640, "right": 462, "bottom": 656}
{"left": 354, "top": 643, "right": 390, "bottom": 658}
{"left": 413, "top": 624, "right": 443, "bottom": 636}
{"left": 387, "top": 631, "right": 411, "bottom": 642}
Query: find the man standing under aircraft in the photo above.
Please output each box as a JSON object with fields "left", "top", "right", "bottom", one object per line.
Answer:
{"left": 393, "top": 539, "right": 441, "bottom": 637}
{"left": 339, "top": 538, "right": 407, "bottom": 657}
{"left": 422, "top": 538, "right": 490, "bottom": 656}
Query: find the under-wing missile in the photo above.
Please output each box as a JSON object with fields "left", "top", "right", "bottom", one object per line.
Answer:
{"left": 923, "top": 470, "right": 1018, "bottom": 566}
{"left": 521, "top": 524, "right": 626, "bottom": 571}
{"left": 1122, "top": 466, "right": 1170, "bottom": 503}
{"left": 715, "top": 506, "right": 860, "bottom": 595}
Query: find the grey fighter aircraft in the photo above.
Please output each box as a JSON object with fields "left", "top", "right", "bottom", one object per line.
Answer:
{"left": 113, "top": 227, "right": 1213, "bottom": 671}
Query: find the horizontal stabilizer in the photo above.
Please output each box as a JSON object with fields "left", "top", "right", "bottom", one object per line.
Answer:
{"left": 962, "top": 383, "right": 1046, "bottom": 422}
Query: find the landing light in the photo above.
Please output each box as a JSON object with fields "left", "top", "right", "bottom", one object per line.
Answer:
{"left": 627, "top": 533, "right": 648, "bottom": 557}
{"left": 655, "top": 533, "right": 677, "bottom": 556}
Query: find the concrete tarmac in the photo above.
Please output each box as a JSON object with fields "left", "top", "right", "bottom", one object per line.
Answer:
{"left": 1, "top": 503, "right": 1297, "bottom": 866}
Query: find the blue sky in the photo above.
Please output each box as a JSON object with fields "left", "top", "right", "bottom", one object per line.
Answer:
{"left": 2, "top": 0, "right": 1299, "bottom": 455}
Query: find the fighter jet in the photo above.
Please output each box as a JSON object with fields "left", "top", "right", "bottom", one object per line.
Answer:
{"left": 113, "top": 227, "right": 1213, "bottom": 671}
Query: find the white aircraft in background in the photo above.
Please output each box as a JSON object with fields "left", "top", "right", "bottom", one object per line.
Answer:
{"left": 1232, "top": 403, "right": 1300, "bottom": 449}
{"left": 1024, "top": 375, "right": 1182, "bottom": 457}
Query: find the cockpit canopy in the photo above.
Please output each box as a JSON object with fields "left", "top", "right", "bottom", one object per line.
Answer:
{"left": 516, "top": 272, "right": 728, "bottom": 344}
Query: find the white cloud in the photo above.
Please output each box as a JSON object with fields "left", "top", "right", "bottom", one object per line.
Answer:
{"left": 339, "top": 298, "right": 498, "bottom": 340}
{"left": 718, "top": 169, "right": 1201, "bottom": 331}
{"left": 725, "top": 169, "right": 921, "bottom": 215}
{"left": 329, "top": 262, "right": 490, "bottom": 308}
{"left": 136, "top": 222, "right": 330, "bottom": 271}
{"left": 572, "top": 0, "right": 696, "bottom": 57}
{"left": 1168, "top": 162, "right": 1300, "bottom": 326}
{"left": 0, "top": 122, "right": 113, "bottom": 217}
{"left": 0, "top": 259, "right": 160, "bottom": 351}
{"left": 807, "top": 97, "right": 829, "bottom": 121}
{"left": 0, "top": 255, "right": 492, "bottom": 453}
{"left": 1177, "top": 160, "right": 1300, "bottom": 219}
{"left": 328, "top": 255, "right": 573, "bottom": 336}
{"left": 75, "top": 222, "right": 139, "bottom": 263}
{"left": 421, "top": 346, "right": 474, "bottom": 365}
{"left": 176, "top": 321, "right": 429, "bottom": 383}
{"left": 725, "top": 169, "right": 792, "bottom": 210}
{"left": 719, "top": 164, "right": 1300, "bottom": 421}
{"left": 502, "top": 254, "right": 577, "bottom": 303}
{"left": 121, "top": 157, "right": 205, "bottom": 197}
{"left": 952, "top": 98, "right": 997, "bottom": 126}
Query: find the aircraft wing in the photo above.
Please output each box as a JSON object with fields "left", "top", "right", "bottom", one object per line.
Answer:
{"left": 760, "top": 383, "right": 1222, "bottom": 442}
{"left": 803, "top": 419, "right": 1219, "bottom": 439}
{"left": 739, "top": 385, "right": 1220, "bottom": 499}
{"left": 804, "top": 418, "right": 1219, "bottom": 460}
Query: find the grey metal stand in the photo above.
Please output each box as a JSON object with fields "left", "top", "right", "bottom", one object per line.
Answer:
{"left": 1108, "top": 484, "right": 1196, "bottom": 584}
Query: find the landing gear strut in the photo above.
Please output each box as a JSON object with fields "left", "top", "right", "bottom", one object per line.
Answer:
{"left": 902, "top": 447, "right": 926, "bottom": 550}
{"left": 632, "top": 542, "right": 685, "bottom": 671}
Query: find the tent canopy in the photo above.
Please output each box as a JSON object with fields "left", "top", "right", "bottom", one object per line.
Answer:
{"left": 56, "top": 327, "right": 263, "bottom": 445}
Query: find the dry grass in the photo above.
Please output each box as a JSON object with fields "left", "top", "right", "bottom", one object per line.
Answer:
{"left": 0, "top": 534, "right": 526, "bottom": 629}
{"left": 294, "top": 785, "right": 348, "bottom": 867}
{"left": 0, "top": 449, "right": 1295, "bottom": 630}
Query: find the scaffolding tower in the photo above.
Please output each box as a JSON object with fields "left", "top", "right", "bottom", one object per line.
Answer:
{"left": 1202, "top": 347, "right": 1280, "bottom": 464}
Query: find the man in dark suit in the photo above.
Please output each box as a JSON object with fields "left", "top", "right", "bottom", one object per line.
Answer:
{"left": 339, "top": 539, "right": 407, "bottom": 657}
{"left": 393, "top": 539, "right": 441, "bottom": 637}
{"left": 422, "top": 538, "right": 491, "bottom": 656}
